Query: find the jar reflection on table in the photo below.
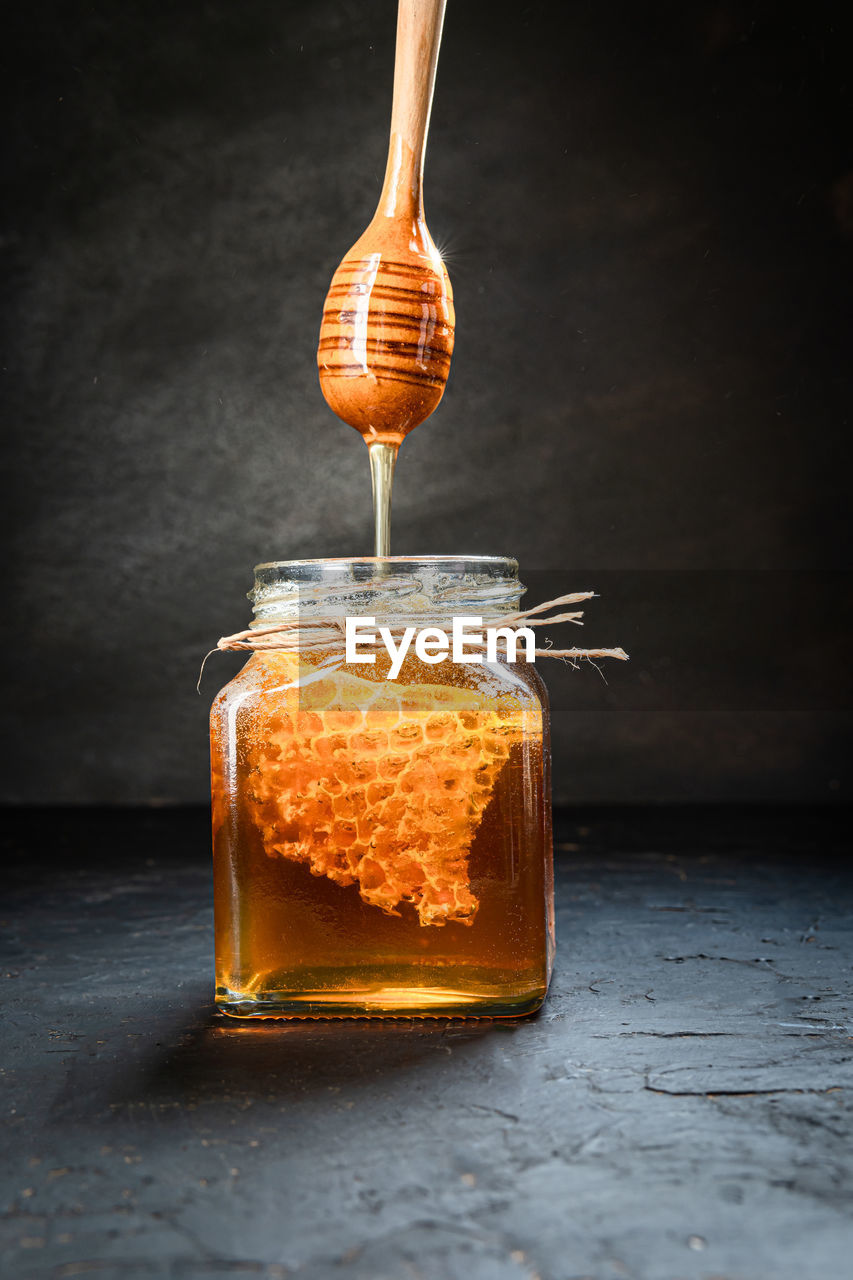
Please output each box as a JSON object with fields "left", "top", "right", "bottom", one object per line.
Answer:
{"left": 210, "top": 557, "right": 554, "bottom": 1018}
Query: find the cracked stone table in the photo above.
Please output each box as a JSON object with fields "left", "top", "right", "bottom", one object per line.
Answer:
{"left": 2, "top": 807, "right": 851, "bottom": 1279}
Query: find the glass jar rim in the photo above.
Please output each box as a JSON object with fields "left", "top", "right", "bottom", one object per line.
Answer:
{"left": 249, "top": 556, "right": 523, "bottom": 623}
{"left": 253, "top": 555, "right": 518, "bottom": 573}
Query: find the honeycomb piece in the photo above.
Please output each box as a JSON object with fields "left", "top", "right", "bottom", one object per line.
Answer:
{"left": 243, "top": 661, "right": 529, "bottom": 926}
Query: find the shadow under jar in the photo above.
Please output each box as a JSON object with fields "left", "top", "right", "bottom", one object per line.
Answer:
{"left": 210, "top": 556, "right": 554, "bottom": 1018}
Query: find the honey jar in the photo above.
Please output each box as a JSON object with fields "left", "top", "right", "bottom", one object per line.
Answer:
{"left": 210, "top": 556, "right": 554, "bottom": 1017}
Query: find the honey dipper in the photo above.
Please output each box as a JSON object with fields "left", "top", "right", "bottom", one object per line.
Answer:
{"left": 317, "top": 0, "right": 454, "bottom": 556}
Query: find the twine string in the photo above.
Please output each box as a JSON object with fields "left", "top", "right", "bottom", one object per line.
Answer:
{"left": 197, "top": 590, "right": 628, "bottom": 692}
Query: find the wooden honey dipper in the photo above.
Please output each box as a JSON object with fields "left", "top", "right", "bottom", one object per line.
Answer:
{"left": 317, "top": 0, "right": 454, "bottom": 556}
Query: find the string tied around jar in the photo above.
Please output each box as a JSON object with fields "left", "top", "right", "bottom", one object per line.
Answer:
{"left": 197, "top": 589, "right": 628, "bottom": 692}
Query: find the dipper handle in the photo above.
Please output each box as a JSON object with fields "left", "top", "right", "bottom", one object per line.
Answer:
{"left": 381, "top": 0, "right": 448, "bottom": 216}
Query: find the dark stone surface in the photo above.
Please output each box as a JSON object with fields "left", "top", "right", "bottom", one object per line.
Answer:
{"left": 1, "top": 806, "right": 851, "bottom": 1278}
{"left": 2, "top": 0, "right": 852, "bottom": 805}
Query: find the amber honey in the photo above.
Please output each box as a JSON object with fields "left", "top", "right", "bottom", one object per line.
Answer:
{"left": 210, "top": 557, "right": 554, "bottom": 1018}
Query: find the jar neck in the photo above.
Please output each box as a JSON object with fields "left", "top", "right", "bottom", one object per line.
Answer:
{"left": 249, "top": 557, "right": 523, "bottom": 626}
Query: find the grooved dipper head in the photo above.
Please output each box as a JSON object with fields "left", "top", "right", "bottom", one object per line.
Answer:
{"left": 318, "top": 221, "right": 454, "bottom": 447}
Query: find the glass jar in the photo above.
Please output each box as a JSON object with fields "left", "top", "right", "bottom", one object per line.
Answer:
{"left": 209, "top": 556, "right": 554, "bottom": 1018}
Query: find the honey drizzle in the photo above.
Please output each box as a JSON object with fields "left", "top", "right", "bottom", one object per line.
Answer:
{"left": 368, "top": 442, "right": 398, "bottom": 558}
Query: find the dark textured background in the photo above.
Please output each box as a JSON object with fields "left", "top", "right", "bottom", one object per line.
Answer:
{"left": 2, "top": 0, "right": 851, "bottom": 804}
